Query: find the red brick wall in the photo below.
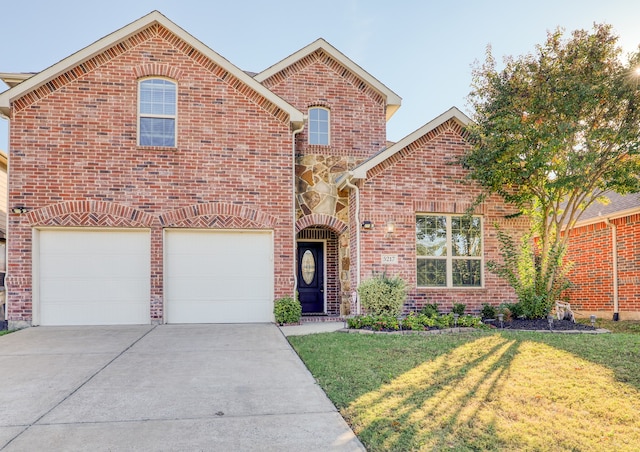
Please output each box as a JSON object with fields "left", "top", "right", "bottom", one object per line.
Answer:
{"left": 356, "top": 120, "right": 525, "bottom": 315}
{"left": 6, "top": 26, "right": 295, "bottom": 324}
{"left": 260, "top": 49, "right": 387, "bottom": 160}
{"left": 563, "top": 223, "right": 614, "bottom": 314}
{"left": 618, "top": 214, "right": 640, "bottom": 315}
{"left": 564, "top": 214, "right": 640, "bottom": 318}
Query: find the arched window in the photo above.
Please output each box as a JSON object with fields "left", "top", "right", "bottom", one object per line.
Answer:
{"left": 138, "top": 78, "right": 177, "bottom": 147}
{"left": 308, "top": 107, "right": 329, "bottom": 145}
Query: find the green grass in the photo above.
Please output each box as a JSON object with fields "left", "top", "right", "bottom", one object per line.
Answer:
{"left": 577, "top": 317, "right": 640, "bottom": 334}
{"left": 0, "top": 330, "right": 12, "bottom": 336}
{"left": 289, "top": 327, "right": 640, "bottom": 451}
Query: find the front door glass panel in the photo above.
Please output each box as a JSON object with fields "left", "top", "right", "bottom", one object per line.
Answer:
{"left": 301, "top": 250, "right": 315, "bottom": 284}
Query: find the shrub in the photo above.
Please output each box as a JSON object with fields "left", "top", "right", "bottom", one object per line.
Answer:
{"left": 370, "top": 315, "right": 400, "bottom": 331}
{"left": 480, "top": 303, "right": 496, "bottom": 319}
{"left": 357, "top": 273, "right": 407, "bottom": 316}
{"left": 419, "top": 303, "right": 439, "bottom": 317}
{"left": 401, "top": 313, "right": 425, "bottom": 331}
{"left": 420, "top": 314, "right": 437, "bottom": 328}
{"left": 500, "top": 302, "right": 524, "bottom": 320}
{"left": 436, "top": 313, "right": 454, "bottom": 329}
{"left": 452, "top": 303, "right": 466, "bottom": 316}
{"left": 458, "top": 315, "right": 484, "bottom": 328}
{"left": 520, "top": 294, "right": 553, "bottom": 319}
{"left": 273, "top": 297, "right": 302, "bottom": 325}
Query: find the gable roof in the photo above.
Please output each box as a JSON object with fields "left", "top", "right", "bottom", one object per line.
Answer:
{"left": 0, "top": 11, "right": 304, "bottom": 128}
{"left": 254, "top": 38, "right": 402, "bottom": 121}
{"left": 0, "top": 72, "right": 34, "bottom": 89}
{"left": 348, "top": 106, "right": 471, "bottom": 180}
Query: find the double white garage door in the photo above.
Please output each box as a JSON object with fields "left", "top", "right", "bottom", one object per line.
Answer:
{"left": 35, "top": 229, "right": 274, "bottom": 326}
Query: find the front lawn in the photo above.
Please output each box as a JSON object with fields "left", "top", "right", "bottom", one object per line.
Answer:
{"left": 289, "top": 329, "right": 640, "bottom": 451}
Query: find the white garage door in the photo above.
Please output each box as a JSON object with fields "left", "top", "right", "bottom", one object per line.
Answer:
{"left": 36, "top": 229, "right": 150, "bottom": 326}
{"left": 165, "top": 230, "right": 274, "bottom": 323}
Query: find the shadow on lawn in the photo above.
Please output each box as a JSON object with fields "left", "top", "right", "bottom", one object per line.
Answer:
{"left": 344, "top": 334, "right": 640, "bottom": 451}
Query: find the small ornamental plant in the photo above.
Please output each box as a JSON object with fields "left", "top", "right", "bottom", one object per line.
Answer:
{"left": 273, "top": 297, "right": 302, "bottom": 325}
{"left": 357, "top": 273, "right": 407, "bottom": 316}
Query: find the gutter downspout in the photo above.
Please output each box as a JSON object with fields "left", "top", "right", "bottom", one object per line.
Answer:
{"left": 342, "top": 174, "right": 361, "bottom": 314}
{"left": 604, "top": 218, "right": 619, "bottom": 321}
{"left": 291, "top": 121, "right": 305, "bottom": 301}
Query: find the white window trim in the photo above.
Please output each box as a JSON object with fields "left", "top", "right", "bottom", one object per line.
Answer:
{"left": 416, "top": 213, "right": 484, "bottom": 289}
{"left": 308, "top": 106, "right": 330, "bottom": 146}
{"left": 137, "top": 77, "right": 177, "bottom": 148}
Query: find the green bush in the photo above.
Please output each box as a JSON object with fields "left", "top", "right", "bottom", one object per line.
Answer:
{"left": 436, "top": 313, "right": 454, "bottom": 329}
{"left": 357, "top": 273, "right": 407, "bottom": 316}
{"left": 452, "top": 303, "right": 466, "bottom": 316}
{"left": 520, "top": 294, "right": 553, "bottom": 319}
{"left": 480, "top": 303, "right": 496, "bottom": 319}
{"left": 347, "top": 315, "right": 373, "bottom": 329}
{"left": 458, "top": 315, "right": 484, "bottom": 328}
{"left": 499, "top": 302, "right": 524, "bottom": 320}
{"left": 370, "top": 315, "right": 400, "bottom": 331}
{"left": 273, "top": 297, "right": 302, "bottom": 325}
{"left": 401, "top": 313, "right": 425, "bottom": 331}
{"left": 419, "top": 303, "right": 439, "bottom": 317}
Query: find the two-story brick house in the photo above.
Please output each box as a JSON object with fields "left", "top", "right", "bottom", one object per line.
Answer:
{"left": 0, "top": 11, "right": 523, "bottom": 328}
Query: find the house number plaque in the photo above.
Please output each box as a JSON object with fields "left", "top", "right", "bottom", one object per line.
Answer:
{"left": 381, "top": 254, "right": 398, "bottom": 265}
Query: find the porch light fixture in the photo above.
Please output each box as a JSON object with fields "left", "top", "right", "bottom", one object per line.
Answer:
{"left": 361, "top": 220, "right": 374, "bottom": 230}
{"left": 385, "top": 221, "right": 396, "bottom": 235}
{"left": 12, "top": 207, "right": 28, "bottom": 214}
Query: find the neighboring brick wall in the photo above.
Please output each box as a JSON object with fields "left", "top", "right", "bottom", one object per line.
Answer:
{"left": 356, "top": 120, "right": 525, "bottom": 315}
{"left": 6, "top": 27, "right": 295, "bottom": 324}
{"left": 564, "top": 214, "right": 640, "bottom": 318}
{"left": 617, "top": 214, "right": 640, "bottom": 315}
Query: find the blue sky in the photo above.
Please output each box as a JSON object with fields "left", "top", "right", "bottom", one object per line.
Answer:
{"left": 2, "top": 0, "right": 640, "bottom": 149}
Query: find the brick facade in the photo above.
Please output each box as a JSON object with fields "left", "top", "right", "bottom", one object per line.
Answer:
{"left": 564, "top": 213, "right": 640, "bottom": 320}
{"left": 355, "top": 121, "right": 525, "bottom": 315}
{"left": 4, "top": 23, "right": 296, "bottom": 326}
{"left": 1, "top": 11, "right": 528, "bottom": 325}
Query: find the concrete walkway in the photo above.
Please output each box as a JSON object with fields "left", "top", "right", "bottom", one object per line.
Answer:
{"left": 0, "top": 324, "right": 364, "bottom": 451}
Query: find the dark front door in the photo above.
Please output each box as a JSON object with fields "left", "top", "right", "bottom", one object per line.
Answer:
{"left": 297, "top": 242, "right": 324, "bottom": 313}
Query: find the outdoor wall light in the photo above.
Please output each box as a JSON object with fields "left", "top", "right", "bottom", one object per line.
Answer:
{"left": 12, "top": 207, "right": 28, "bottom": 214}
{"left": 361, "top": 220, "right": 374, "bottom": 230}
{"left": 385, "top": 220, "right": 396, "bottom": 235}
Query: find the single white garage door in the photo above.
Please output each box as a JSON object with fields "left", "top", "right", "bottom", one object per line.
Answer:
{"left": 165, "top": 230, "right": 274, "bottom": 323}
{"left": 36, "top": 229, "right": 151, "bottom": 326}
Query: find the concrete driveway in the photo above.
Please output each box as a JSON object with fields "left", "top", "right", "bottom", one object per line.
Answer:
{"left": 0, "top": 324, "right": 364, "bottom": 451}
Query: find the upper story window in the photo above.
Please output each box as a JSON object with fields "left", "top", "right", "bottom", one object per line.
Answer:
{"left": 308, "top": 107, "right": 329, "bottom": 145}
{"left": 416, "top": 214, "right": 483, "bottom": 288}
{"left": 138, "top": 78, "right": 177, "bottom": 147}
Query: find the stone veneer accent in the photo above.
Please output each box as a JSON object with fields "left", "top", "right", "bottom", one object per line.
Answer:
{"left": 295, "top": 154, "right": 353, "bottom": 224}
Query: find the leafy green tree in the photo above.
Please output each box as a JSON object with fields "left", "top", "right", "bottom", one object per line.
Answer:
{"left": 463, "top": 24, "right": 640, "bottom": 309}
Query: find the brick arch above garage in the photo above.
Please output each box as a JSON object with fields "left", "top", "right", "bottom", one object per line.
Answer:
{"left": 159, "top": 202, "right": 279, "bottom": 228}
{"left": 27, "top": 200, "right": 156, "bottom": 227}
